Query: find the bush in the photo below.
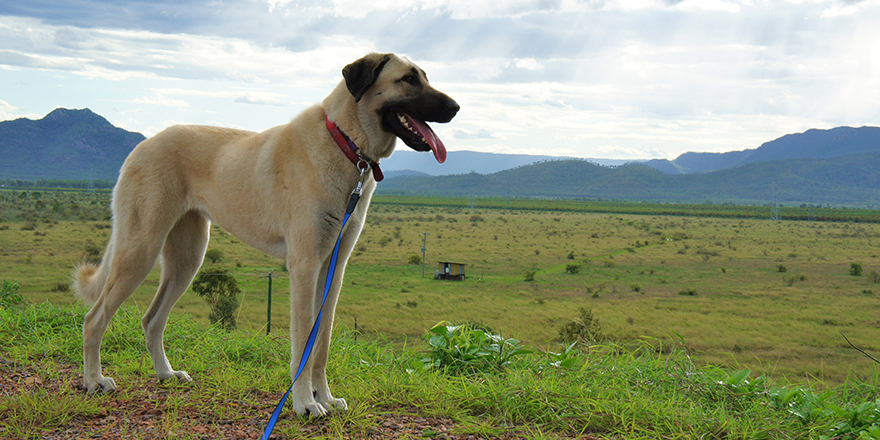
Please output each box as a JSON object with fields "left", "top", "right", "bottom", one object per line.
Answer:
{"left": 1, "top": 280, "right": 23, "bottom": 306}
{"left": 557, "top": 307, "right": 604, "bottom": 345}
{"left": 82, "top": 243, "right": 103, "bottom": 265}
{"left": 678, "top": 288, "right": 697, "bottom": 296}
{"left": 777, "top": 264, "right": 787, "bottom": 273}
{"left": 191, "top": 267, "right": 241, "bottom": 331}
{"left": 850, "top": 263, "right": 863, "bottom": 276}
{"left": 523, "top": 270, "right": 536, "bottom": 282}
{"left": 564, "top": 263, "right": 581, "bottom": 274}
{"left": 422, "top": 322, "right": 530, "bottom": 374}
{"left": 869, "top": 270, "right": 880, "bottom": 284}
{"left": 204, "top": 248, "right": 224, "bottom": 264}
{"left": 407, "top": 254, "right": 422, "bottom": 265}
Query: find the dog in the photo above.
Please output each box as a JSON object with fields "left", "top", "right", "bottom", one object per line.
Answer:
{"left": 73, "top": 53, "right": 459, "bottom": 416}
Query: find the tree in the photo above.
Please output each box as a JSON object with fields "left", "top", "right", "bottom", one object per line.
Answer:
{"left": 191, "top": 267, "right": 241, "bottom": 330}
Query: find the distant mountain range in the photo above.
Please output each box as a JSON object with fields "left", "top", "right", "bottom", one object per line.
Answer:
{"left": 1, "top": 108, "right": 878, "bottom": 207}
{"left": 0, "top": 108, "right": 145, "bottom": 180}
{"left": 641, "top": 126, "right": 880, "bottom": 174}
{"left": 379, "top": 153, "right": 880, "bottom": 207}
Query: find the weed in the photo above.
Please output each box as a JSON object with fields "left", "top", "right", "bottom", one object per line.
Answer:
{"left": 422, "top": 322, "right": 530, "bottom": 374}
{"left": 1, "top": 280, "right": 23, "bottom": 306}
{"left": 851, "top": 263, "right": 863, "bottom": 276}
{"left": 777, "top": 264, "right": 788, "bottom": 273}
{"left": 630, "top": 283, "right": 642, "bottom": 293}
{"left": 557, "top": 307, "right": 604, "bottom": 345}
{"left": 678, "top": 288, "right": 697, "bottom": 296}
{"left": 564, "top": 263, "right": 580, "bottom": 274}
{"left": 523, "top": 270, "right": 536, "bottom": 282}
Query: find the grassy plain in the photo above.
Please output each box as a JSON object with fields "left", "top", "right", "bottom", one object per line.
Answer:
{"left": 3, "top": 191, "right": 880, "bottom": 387}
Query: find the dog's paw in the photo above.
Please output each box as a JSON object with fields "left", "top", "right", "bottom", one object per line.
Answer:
{"left": 86, "top": 376, "right": 117, "bottom": 395}
{"left": 294, "top": 401, "right": 330, "bottom": 418}
{"left": 322, "top": 397, "right": 347, "bottom": 411}
{"left": 158, "top": 370, "right": 192, "bottom": 383}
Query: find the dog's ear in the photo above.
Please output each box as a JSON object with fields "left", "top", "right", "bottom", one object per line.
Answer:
{"left": 342, "top": 53, "right": 392, "bottom": 103}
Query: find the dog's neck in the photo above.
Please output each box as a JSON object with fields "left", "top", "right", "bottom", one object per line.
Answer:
{"left": 322, "top": 81, "right": 398, "bottom": 162}
{"left": 325, "top": 115, "right": 384, "bottom": 182}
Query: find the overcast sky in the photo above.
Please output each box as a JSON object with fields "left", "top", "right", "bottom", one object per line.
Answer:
{"left": 2, "top": 0, "right": 879, "bottom": 160}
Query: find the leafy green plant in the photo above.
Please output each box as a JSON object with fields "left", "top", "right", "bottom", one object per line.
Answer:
{"left": 557, "top": 307, "right": 604, "bottom": 345}
{"left": 1, "top": 280, "right": 23, "bottom": 306}
{"left": 422, "top": 322, "right": 531, "bottom": 374}
{"left": 544, "top": 342, "right": 583, "bottom": 370}
{"left": 406, "top": 254, "right": 422, "bottom": 265}
{"left": 851, "top": 263, "right": 864, "bottom": 276}
{"left": 190, "top": 267, "right": 241, "bottom": 330}
{"left": 564, "top": 263, "right": 581, "bottom": 274}
{"left": 678, "top": 288, "right": 697, "bottom": 296}
{"left": 523, "top": 270, "right": 536, "bottom": 282}
{"left": 204, "top": 248, "right": 224, "bottom": 264}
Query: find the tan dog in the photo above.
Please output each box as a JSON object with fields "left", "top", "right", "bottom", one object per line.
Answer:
{"left": 73, "top": 53, "right": 459, "bottom": 416}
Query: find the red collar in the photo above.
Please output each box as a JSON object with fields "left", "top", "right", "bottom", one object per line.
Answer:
{"left": 325, "top": 115, "right": 384, "bottom": 182}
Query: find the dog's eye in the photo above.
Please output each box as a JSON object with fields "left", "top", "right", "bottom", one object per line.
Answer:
{"left": 401, "top": 75, "right": 417, "bottom": 85}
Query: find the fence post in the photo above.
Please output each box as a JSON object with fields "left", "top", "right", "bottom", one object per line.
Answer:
{"left": 264, "top": 270, "right": 274, "bottom": 335}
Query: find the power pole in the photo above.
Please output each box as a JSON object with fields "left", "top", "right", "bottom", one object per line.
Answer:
{"left": 771, "top": 177, "right": 780, "bottom": 221}
{"left": 421, "top": 233, "right": 428, "bottom": 278}
{"left": 809, "top": 183, "right": 815, "bottom": 221}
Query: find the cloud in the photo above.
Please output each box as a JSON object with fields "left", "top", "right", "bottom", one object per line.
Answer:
{"left": 129, "top": 94, "right": 190, "bottom": 108}
{"left": 452, "top": 128, "right": 494, "bottom": 139}
{"left": 233, "top": 92, "right": 288, "bottom": 106}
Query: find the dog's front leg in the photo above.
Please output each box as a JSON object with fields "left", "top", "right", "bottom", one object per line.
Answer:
{"left": 287, "top": 255, "right": 331, "bottom": 417}
{"left": 308, "top": 256, "right": 348, "bottom": 413}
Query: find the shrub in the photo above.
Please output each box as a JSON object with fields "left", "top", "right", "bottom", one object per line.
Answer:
{"left": 82, "top": 243, "right": 103, "bottom": 265}
{"left": 422, "top": 322, "right": 530, "bottom": 374}
{"left": 204, "top": 248, "right": 224, "bottom": 264}
{"left": 630, "top": 283, "right": 642, "bottom": 293}
{"left": 557, "top": 307, "right": 604, "bottom": 345}
{"left": 564, "top": 263, "right": 581, "bottom": 274}
{"left": 869, "top": 270, "right": 880, "bottom": 284}
{"left": 407, "top": 254, "right": 422, "bottom": 265}
{"left": 1, "top": 280, "right": 23, "bottom": 306}
{"left": 777, "top": 264, "right": 787, "bottom": 273}
{"left": 678, "top": 288, "right": 697, "bottom": 296}
{"left": 191, "top": 267, "right": 241, "bottom": 331}
{"left": 850, "top": 263, "right": 863, "bottom": 276}
{"left": 523, "top": 270, "right": 536, "bottom": 282}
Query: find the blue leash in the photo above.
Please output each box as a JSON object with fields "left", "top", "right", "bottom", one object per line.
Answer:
{"left": 260, "top": 176, "right": 364, "bottom": 440}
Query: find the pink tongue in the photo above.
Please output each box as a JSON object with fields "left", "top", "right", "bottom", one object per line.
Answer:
{"left": 404, "top": 113, "right": 447, "bottom": 164}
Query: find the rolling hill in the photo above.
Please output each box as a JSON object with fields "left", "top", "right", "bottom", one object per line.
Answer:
{"left": 378, "top": 154, "right": 880, "bottom": 207}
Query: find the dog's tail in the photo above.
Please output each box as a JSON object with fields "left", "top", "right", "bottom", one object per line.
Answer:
{"left": 73, "top": 242, "right": 113, "bottom": 305}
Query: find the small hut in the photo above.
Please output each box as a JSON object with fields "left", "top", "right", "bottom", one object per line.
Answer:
{"left": 435, "top": 261, "right": 466, "bottom": 281}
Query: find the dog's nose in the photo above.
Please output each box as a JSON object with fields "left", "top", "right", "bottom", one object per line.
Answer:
{"left": 447, "top": 100, "right": 460, "bottom": 117}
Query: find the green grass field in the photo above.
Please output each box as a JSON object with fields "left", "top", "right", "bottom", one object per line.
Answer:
{"left": 3, "top": 194, "right": 880, "bottom": 387}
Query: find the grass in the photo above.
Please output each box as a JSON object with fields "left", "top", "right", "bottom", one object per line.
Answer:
{"left": 4, "top": 193, "right": 880, "bottom": 436}
{"left": 4, "top": 199, "right": 880, "bottom": 386}
{"left": 3, "top": 300, "right": 880, "bottom": 438}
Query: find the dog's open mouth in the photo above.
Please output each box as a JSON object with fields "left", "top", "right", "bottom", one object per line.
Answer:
{"left": 384, "top": 111, "right": 447, "bottom": 163}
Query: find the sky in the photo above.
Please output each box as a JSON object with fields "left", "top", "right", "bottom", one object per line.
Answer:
{"left": 1, "top": 0, "right": 880, "bottom": 161}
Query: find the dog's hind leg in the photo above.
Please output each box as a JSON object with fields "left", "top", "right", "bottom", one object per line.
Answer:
{"left": 82, "top": 230, "right": 165, "bottom": 394}
{"left": 142, "top": 210, "right": 210, "bottom": 383}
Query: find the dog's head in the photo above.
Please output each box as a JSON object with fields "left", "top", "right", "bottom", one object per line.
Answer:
{"left": 343, "top": 53, "right": 459, "bottom": 163}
